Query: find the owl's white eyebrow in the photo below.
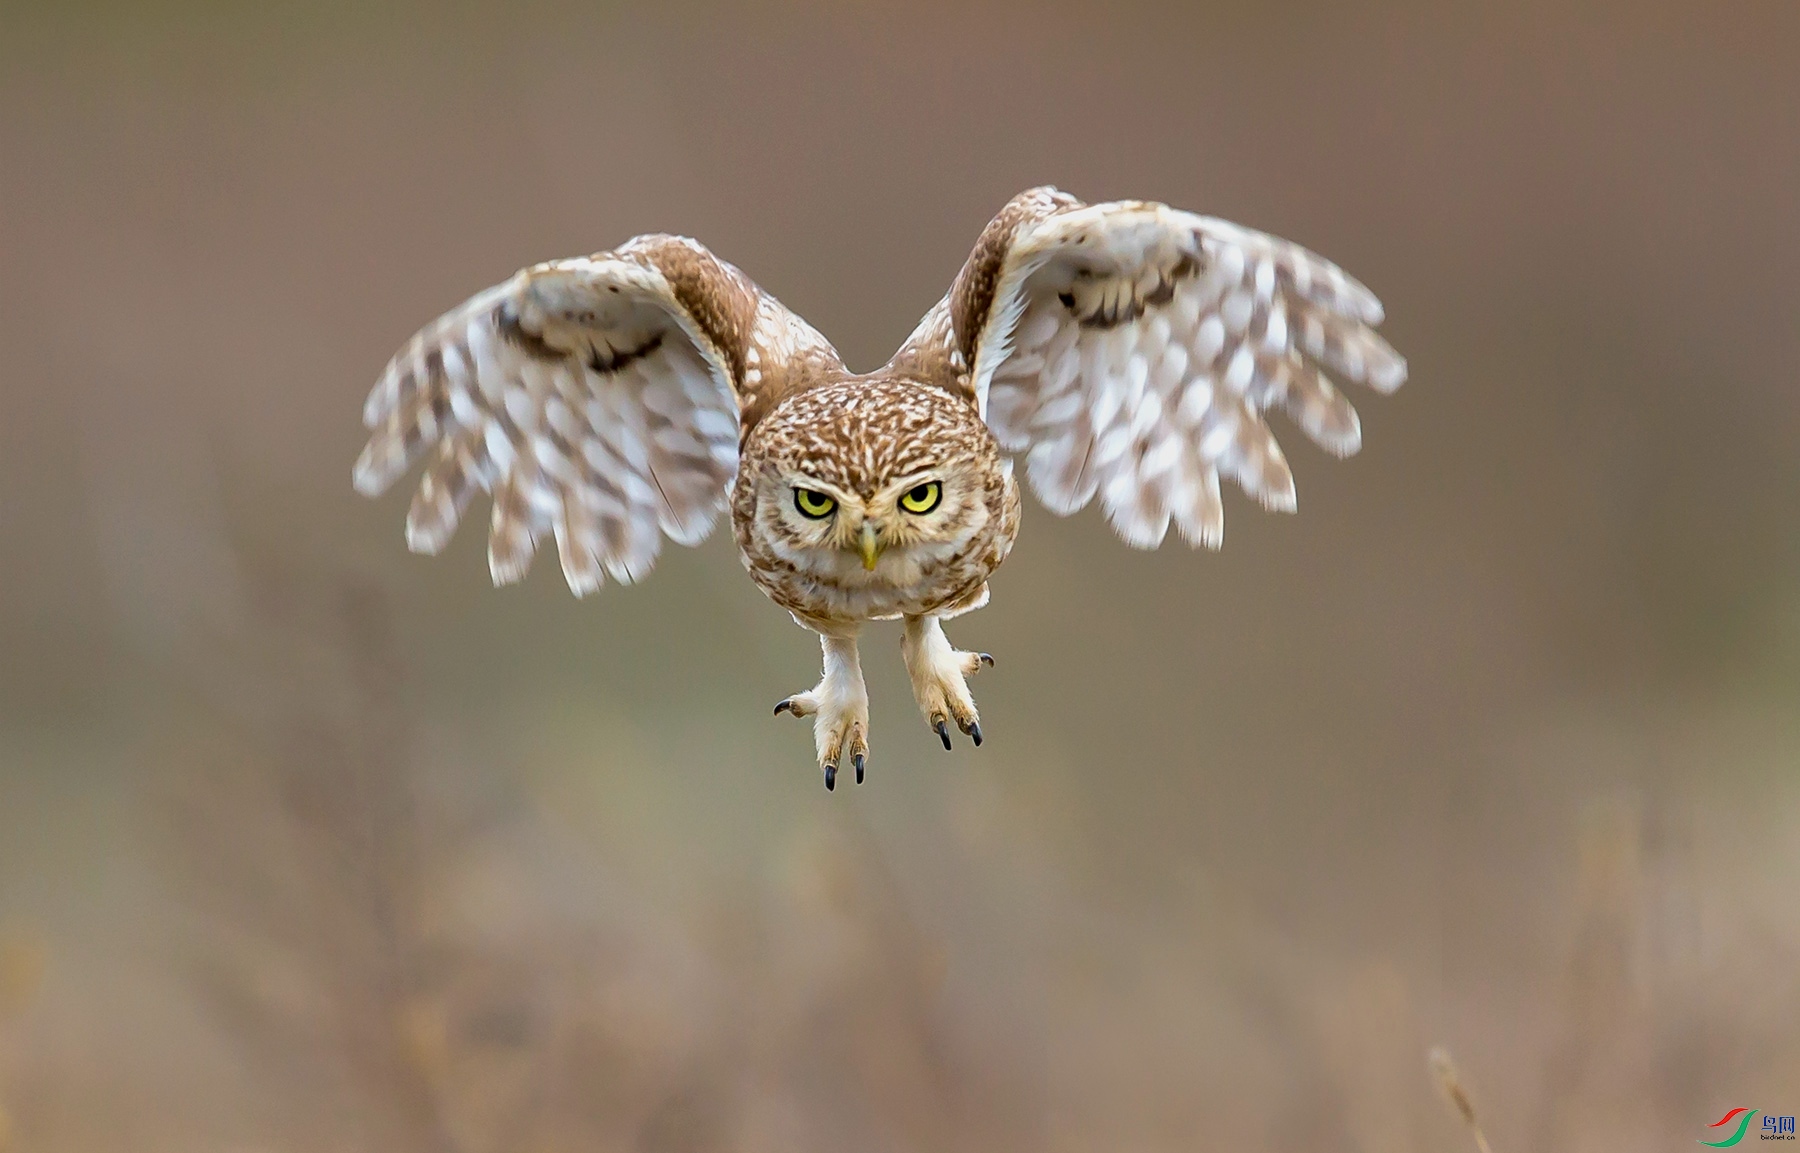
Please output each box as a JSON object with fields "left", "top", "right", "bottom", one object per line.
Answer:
{"left": 883, "top": 471, "right": 941, "bottom": 492}
{"left": 787, "top": 477, "right": 852, "bottom": 500}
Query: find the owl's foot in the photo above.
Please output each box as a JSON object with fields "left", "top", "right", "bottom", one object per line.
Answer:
{"left": 902, "top": 614, "right": 993, "bottom": 750}
{"left": 773, "top": 633, "right": 869, "bottom": 789}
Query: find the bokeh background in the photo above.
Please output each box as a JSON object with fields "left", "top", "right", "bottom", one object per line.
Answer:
{"left": 2, "top": 2, "right": 1798, "bottom": 1150}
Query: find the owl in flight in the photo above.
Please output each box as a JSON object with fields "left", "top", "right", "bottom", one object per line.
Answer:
{"left": 355, "top": 187, "right": 1406, "bottom": 789}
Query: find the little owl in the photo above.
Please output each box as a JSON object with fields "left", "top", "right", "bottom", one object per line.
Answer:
{"left": 354, "top": 187, "right": 1407, "bottom": 789}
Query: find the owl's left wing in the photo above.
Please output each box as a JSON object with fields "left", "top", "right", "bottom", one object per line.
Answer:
{"left": 895, "top": 187, "right": 1406, "bottom": 548}
{"left": 354, "top": 235, "right": 843, "bottom": 593}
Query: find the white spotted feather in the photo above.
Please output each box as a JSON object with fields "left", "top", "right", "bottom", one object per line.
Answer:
{"left": 974, "top": 199, "right": 1407, "bottom": 549}
{"left": 354, "top": 257, "right": 744, "bottom": 595}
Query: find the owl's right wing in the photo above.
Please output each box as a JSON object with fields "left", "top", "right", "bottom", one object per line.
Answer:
{"left": 354, "top": 235, "right": 843, "bottom": 595}
{"left": 893, "top": 187, "right": 1406, "bottom": 549}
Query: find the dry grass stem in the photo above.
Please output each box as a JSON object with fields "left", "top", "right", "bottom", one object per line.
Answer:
{"left": 1430, "top": 1045, "right": 1494, "bottom": 1153}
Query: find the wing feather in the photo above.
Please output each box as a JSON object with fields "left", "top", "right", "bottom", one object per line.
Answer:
{"left": 893, "top": 188, "right": 1407, "bottom": 550}
{"left": 355, "top": 237, "right": 842, "bottom": 593}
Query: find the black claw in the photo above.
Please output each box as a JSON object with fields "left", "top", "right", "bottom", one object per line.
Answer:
{"left": 935, "top": 719, "right": 952, "bottom": 750}
{"left": 979, "top": 653, "right": 995, "bottom": 667}
{"left": 968, "top": 721, "right": 983, "bottom": 747}
{"left": 824, "top": 763, "right": 836, "bottom": 790}
{"left": 854, "top": 752, "right": 866, "bottom": 784}
{"left": 773, "top": 699, "right": 794, "bottom": 716}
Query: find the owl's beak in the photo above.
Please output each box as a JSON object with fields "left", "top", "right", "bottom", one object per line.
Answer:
{"left": 858, "top": 522, "right": 882, "bottom": 571}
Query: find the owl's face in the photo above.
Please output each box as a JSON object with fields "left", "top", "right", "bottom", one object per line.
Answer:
{"left": 733, "top": 379, "right": 1010, "bottom": 617}
{"left": 773, "top": 468, "right": 968, "bottom": 572}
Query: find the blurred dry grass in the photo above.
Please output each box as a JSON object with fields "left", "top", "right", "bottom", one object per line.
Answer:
{"left": 134, "top": 547, "right": 980, "bottom": 1152}
{"left": 1, "top": 1, "right": 1798, "bottom": 1150}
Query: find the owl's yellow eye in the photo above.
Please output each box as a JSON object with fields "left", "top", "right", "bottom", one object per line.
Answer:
{"left": 899, "top": 481, "right": 942, "bottom": 515}
{"left": 793, "top": 488, "right": 837, "bottom": 519}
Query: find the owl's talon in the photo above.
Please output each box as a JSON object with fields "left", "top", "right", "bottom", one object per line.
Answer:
{"left": 774, "top": 691, "right": 819, "bottom": 719}
{"left": 906, "top": 615, "right": 988, "bottom": 753}
{"left": 786, "top": 634, "right": 870, "bottom": 785}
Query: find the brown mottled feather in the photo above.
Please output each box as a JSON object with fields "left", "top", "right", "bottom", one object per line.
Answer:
{"left": 893, "top": 186, "right": 1407, "bottom": 550}
{"left": 354, "top": 235, "right": 843, "bottom": 594}
{"left": 731, "top": 378, "right": 1017, "bottom": 626}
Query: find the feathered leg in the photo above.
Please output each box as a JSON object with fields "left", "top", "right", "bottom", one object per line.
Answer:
{"left": 773, "top": 628, "right": 870, "bottom": 789}
{"left": 901, "top": 614, "right": 993, "bottom": 750}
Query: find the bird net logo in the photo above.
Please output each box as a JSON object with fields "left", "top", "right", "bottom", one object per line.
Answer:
{"left": 1702, "top": 1109, "right": 1797, "bottom": 1145}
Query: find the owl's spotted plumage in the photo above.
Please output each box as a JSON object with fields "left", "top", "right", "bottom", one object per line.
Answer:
{"left": 732, "top": 378, "right": 1018, "bottom": 626}
{"left": 354, "top": 188, "right": 1407, "bottom": 789}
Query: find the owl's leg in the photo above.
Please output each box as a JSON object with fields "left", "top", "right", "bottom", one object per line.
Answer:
{"left": 773, "top": 629, "right": 870, "bottom": 790}
{"left": 901, "top": 614, "right": 994, "bottom": 749}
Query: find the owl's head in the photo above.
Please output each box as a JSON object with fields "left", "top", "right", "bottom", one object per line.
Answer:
{"left": 737, "top": 378, "right": 1004, "bottom": 591}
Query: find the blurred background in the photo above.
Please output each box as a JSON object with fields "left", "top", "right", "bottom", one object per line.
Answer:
{"left": 2, "top": 2, "right": 1798, "bottom": 1150}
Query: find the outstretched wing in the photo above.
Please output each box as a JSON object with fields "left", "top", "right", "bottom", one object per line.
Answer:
{"left": 354, "top": 235, "right": 843, "bottom": 594}
{"left": 893, "top": 187, "right": 1406, "bottom": 548}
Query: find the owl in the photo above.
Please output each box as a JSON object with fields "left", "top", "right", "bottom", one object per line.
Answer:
{"left": 354, "top": 187, "right": 1407, "bottom": 789}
